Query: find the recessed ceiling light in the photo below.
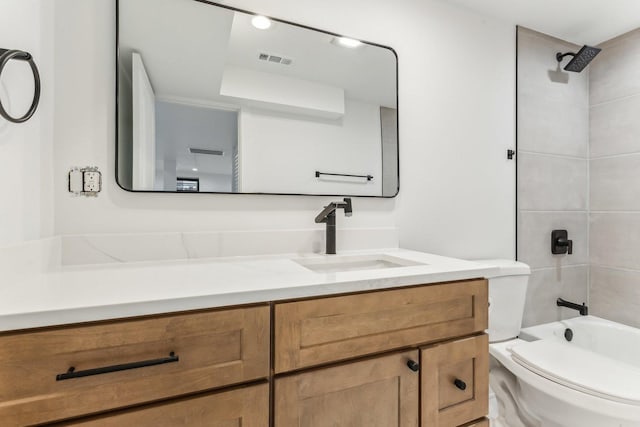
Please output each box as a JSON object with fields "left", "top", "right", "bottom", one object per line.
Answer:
{"left": 335, "top": 37, "right": 362, "bottom": 48}
{"left": 251, "top": 16, "right": 272, "bottom": 30}
{"left": 192, "top": 168, "right": 198, "bottom": 172}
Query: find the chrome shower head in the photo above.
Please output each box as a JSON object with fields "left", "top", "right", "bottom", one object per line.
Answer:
{"left": 556, "top": 45, "right": 602, "bottom": 73}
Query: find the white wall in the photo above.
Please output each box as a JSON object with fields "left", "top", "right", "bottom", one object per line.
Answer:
{"left": 394, "top": 2, "right": 516, "bottom": 259}
{"left": 239, "top": 99, "right": 382, "bottom": 195}
{"left": 220, "top": 66, "right": 345, "bottom": 119}
{"left": 49, "top": 0, "right": 515, "bottom": 260}
{"left": 0, "top": 0, "right": 54, "bottom": 247}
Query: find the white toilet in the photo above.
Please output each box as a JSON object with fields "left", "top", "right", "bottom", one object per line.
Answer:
{"left": 480, "top": 259, "right": 640, "bottom": 427}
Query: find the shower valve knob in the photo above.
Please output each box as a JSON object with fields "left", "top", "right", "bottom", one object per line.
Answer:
{"left": 551, "top": 230, "right": 573, "bottom": 255}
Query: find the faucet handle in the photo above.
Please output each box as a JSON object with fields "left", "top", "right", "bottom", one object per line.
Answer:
{"left": 343, "top": 198, "right": 352, "bottom": 217}
{"left": 551, "top": 230, "right": 573, "bottom": 255}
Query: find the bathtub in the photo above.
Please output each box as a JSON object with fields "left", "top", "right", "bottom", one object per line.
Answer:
{"left": 490, "top": 316, "right": 640, "bottom": 427}
{"left": 520, "top": 315, "right": 640, "bottom": 368}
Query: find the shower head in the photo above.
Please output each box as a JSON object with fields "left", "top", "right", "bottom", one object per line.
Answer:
{"left": 556, "top": 45, "right": 602, "bottom": 72}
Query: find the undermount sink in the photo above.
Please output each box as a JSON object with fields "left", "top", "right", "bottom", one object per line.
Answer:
{"left": 294, "top": 254, "right": 425, "bottom": 274}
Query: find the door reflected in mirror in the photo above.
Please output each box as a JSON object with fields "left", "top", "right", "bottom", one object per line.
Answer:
{"left": 117, "top": 0, "right": 398, "bottom": 197}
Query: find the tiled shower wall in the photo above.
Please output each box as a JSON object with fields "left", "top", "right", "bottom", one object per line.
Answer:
{"left": 589, "top": 29, "right": 640, "bottom": 328}
{"left": 517, "top": 28, "right": 589, "bottom": 327}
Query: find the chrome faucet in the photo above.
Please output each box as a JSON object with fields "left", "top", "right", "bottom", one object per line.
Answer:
{"left": 315, "top": 198, "right": 352, "bottom": 255}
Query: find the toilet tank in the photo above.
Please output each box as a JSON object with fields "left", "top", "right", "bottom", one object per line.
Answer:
{"left": 476, "top": 259, "right": 531, "bottom": 343}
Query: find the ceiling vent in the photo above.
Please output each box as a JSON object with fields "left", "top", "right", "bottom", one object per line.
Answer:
{"left": 258, "top": 52, "right": 293, "bottom": 65}
{"left": 190, "top": 148, "right": 224, "bottom": 156}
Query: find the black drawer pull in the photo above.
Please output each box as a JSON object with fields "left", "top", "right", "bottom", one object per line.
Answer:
{"left": 56, "top": 352, "right": 179, "bottom": 381}
{"left": 454, "top": 378, "right": 467, "bottom": 391}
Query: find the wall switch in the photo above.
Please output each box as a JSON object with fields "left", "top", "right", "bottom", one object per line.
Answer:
{"left": 68, "top": 167, "right": 102, "bottom": 197}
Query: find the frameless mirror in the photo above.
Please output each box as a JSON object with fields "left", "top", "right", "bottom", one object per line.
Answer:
{"left": 117, "top": 0, "right": 398, "bottom": 196}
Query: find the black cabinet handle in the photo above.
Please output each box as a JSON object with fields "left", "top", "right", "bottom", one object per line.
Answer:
{"left": 407, "top": 360, "right": 420, "bottom": 372}
{"left": 56, "top": 352, "right": 179, "bottom": 381}
{"left": 454, "top": 378, "right": 467, "bottom": 391}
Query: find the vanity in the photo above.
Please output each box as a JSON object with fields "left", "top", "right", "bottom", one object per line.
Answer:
{"left": 0, "top": 249, "right": 495, "bottom": 427}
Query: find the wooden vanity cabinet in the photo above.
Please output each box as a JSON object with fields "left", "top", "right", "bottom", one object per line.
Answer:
{"left": 273, "top": 279, "right": 489, "bottom": 427}
{"left": 0, "top": 278, "right": 488, "bottom": 427}
{"left": 0, "top": 305, "right": 270, "bottom": 426}
{"left": 56, "top": 383, "right": 269, "bottom": 427}
{"left": 274, "top": 279, "right": 487, "bottom": 373}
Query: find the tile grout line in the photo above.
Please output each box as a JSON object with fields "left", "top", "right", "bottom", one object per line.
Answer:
{"left": 590, "top": 152, "right": 640, "bottom": 160}
{"left": 590, "top": 91, "right": 640, "bottom": 108}
{"left": 518, "top": 150, "right": 588, "bottom": 161}
{"left": 586, "top": 69, "right": 591, "bottom": 307}
{"left": 591, "top": 264, "right": 640, "bottom": 274}
{"left": 590, "top": 211, "right": 640, "bottom": 214}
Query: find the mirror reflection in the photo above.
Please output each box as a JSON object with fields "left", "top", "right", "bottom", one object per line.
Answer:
{"left": 117, "top": 0, "right": 398, "bottom": 196}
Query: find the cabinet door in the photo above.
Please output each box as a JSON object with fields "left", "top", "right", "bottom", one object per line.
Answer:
{"left": 58, "top": 383, "right": 269, "bottom": 426}
{"left": 0, "top": 305, "right": 270, "bottom": 426}
{"left": 421, "top": 334, "right": 488, "bottom": 427}
{"left": 275, "top": 279, "right": 487, "bottom": 372}
{"left": 275, "top": 350, "right": 420, "bottom": 427}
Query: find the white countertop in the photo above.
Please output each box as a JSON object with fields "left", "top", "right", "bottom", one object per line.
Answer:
{"left": 0, "top": 248, "right": 498, "bottom": 332}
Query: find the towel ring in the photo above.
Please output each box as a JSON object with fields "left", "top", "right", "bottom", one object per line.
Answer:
{"left": 0, "top": 49, "right": 41, "bottom": 124}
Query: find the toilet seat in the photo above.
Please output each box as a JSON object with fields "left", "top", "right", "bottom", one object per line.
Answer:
{"left": 509, "top": 340, "right": 640, "bottom": 406}
{"left": 490, "top": 339, "right": 640, "bottom": 425}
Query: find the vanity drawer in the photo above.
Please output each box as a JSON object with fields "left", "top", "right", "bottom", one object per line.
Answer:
{"left": 463, "top": 419, "right": 489, "bottom": 427}
{"left": 420, "top": 334, "right": 488, "bottom": 427}
{"left": 274, "top": 279, "right": 487, "bottom": 372}
{"left": 0, "top": 305, "right": 270, "bottom": 426}
{"left": 57, "top": 383, "right": 269, "bottom": 426}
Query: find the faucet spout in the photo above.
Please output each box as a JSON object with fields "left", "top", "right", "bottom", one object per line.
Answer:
{"left": 315, "top": 198, "right": 352, "bottom": 254}
{"left": 557, "top": 298, "right": 588, "bottom": 316}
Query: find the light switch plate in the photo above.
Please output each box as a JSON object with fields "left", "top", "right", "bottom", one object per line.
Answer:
{"left": 68, "top": 169, "right": 83, "bottom": 193}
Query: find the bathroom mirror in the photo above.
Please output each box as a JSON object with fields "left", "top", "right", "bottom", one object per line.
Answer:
{"left": 117, "top": 0, "right": 398, "bottom": 197}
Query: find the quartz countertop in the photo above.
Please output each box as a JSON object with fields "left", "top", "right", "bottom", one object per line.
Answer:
{"left": 0, "top": 248, "right": 498, "bottom": 332}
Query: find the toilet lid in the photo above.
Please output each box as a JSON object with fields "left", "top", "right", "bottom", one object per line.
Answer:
{"left": 510, "top": 340, "right": 640, "bottom": 406}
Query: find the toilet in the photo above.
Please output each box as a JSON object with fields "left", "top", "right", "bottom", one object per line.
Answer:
{"left": 479, "top": 259, "right": 640, "bottom": 427}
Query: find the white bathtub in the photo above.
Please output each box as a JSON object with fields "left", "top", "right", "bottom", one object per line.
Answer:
{"left": 520, "top": 315, "right": 640, "bottom": 368}
{"left": 490, "top": 316, "right": 640, "bottom": 427}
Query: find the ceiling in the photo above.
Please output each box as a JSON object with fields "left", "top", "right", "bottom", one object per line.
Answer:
{"left": 444, "top": 0, "right": 640, "bottom": 45}
{"left": 119, "top": 0, "right": 396, "bottom": 109}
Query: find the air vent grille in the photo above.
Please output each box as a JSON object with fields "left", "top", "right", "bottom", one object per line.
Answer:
{"left": 258, "top": 52, "right": 293, "bottom": 65}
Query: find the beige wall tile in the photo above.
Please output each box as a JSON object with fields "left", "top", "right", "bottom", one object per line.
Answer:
{"left": 591, "top": 155, "right": 640, "bottom": 211}
{"left": 518, "top": 93, "right": 588, "bottom": 158}
{"left": 590, "top": 265, "right": 640, "bottom": 328}
{"left": 522, "top": 265, "right": 589, "bottom": 327}
{"left": 590, "top": 29, "right": 640, "bottom": 105}
{"left": 518, "top": 153, "right": 588, "bottom": 211}
{"left": 518, "top": 28, "right": 588, "bottom": 107}
{"left": 590, "top": 213, "right": 640, "bottom": 270}
{"left": 518, "top": 211, "right": 588, "bottom": 269}
{"left": 590, "top": 95, "right": 640, "bottom": 158}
